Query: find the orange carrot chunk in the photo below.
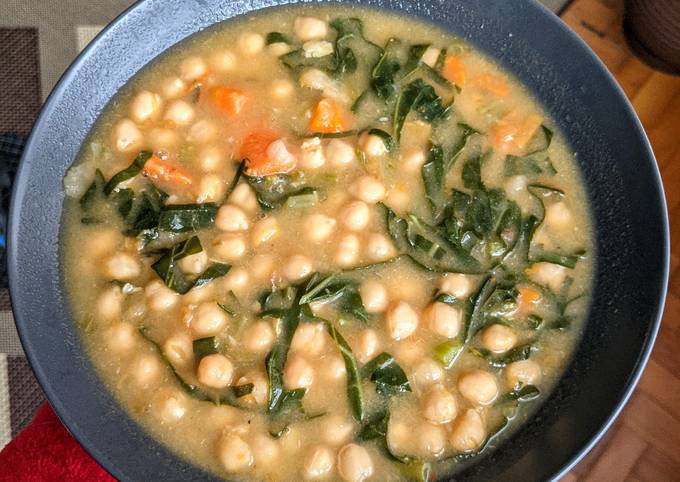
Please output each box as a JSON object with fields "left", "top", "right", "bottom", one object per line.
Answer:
{"left": 142, "top": 155, "right": 193, "bottom": 187}
{"left": 476, "top": 73, "right": 510, "bottom": 97}
{"left": 240, "top": 131, "right": 297, "bottom": 177}
{"left": 209, "top": 86, "right": 249, "bottom": 116}
{"left": 308, "top": 98, "right": 351, "bottom": 134}
{"left": 442, "top": 55, "right": 466, "bottom": 87}
{"left": 491, "top": 112, "right": 543, "bottom": 153}
{"left": 516, "top": 286, "right": 541, "bottom": 314}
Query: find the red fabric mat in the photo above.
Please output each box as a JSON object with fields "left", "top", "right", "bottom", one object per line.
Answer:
{"left": 0, "top": 403, "right": 114, "bottom": 481}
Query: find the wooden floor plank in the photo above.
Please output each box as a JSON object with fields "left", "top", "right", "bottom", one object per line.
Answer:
{"left": 636, "top": 359, "right": 680, "bottom": 422}
{"left": 583, "top": 425, "right": 647, "bottom": 481}
{"left": 629, "top": 445, "right": 680, "bottom": 482}
{"left": 621, "top": 392, "right": 680, "bottom": 464}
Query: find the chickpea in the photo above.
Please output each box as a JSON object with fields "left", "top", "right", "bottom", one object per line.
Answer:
{"left": 449, "top": 409, "right": 486, "bottom": 453}
{"left": 163, "top": 332, "right": 193, "bottom": 367}
{"left": 112, "top": 119, "right": 142, "bottom": 153}
{"left": 359, "top": 133, "right": 388, "bottom": 158}
{"left": 424, "top": 302, "right": 463, "bottom": 339}
{"left": 239, "top": 32, "right": 265, "bottom": 55}
{"left": 268, "top": 42, "right": 293, "bottom": 57}
{"left": 283, "top": 355, "right": 315, "bottom": 390}
{"left": 412, "top": 358, "right": 443, "bottom": 389}
{"left": 148, "top": 127, "right": 178, "bottom": 151}
{"left": 283, "top": 254, "right": 313, "bottom": 281}
{"left": 270, "top": 78, "right": 295, "bottom": 100}
{"left": 385, "top": 187, "right": 411, "bottom": 212}
{"left": 229, "top": 183, "right": 259, "bottom": 213}
{"left": 266, "top": 139, "right": 298, "bottom": 171}
{"left": 84, "top": 228, "right": 120, "bottom": 259}
{"left": 97, "top": 285, "right": 123, "bottom": 320}
{"left": 401, "top": 149, "right": 426, "bottom": 173}
{"left": 132, "top": 353, "right": 160, "bottom": 385}
{"left": 161, "top": 76, "right": 186, "bottom": 99}
{"left": 291, "top": 322, "right": 326, "bottom": 356}
{"left": 505, "top": 175, "right": 528, "bottom": 202}
{"left": 321, "top": 414, "right": 355, "bottom": 445}
{"left": 438, "top": 273, "right": 474, "bottom": 299}
{"left": 180, "top": 56, "right": 207, "bottom": 82}
{"left": 527, "top": 262, "right": 567, "bottom": 292}
{"left": 250, "top": 434, "right": 280, "bottom": 467}
{"left": 190, "top": 302, "right": 229, "bottom": 337}
{"left": 385, "top": 301, "right": 419, "bottom": 340}
{"left": 221, "top": 266, "right": 250, "bottom": 293}
{"left": 458, "top": 369, "right": 499, "bottom": 405}
{"left": 335, "top": 234, "right": 360, "bottom": 267}
{"left": 349, "top": 175, "right": 386, "bottom": 204}
{"left": 365, "top": 233, "right": 395, "bottom": 261}
{"left": 183, "top": 283, "right": 214, "bottom": 304}
{"left": 303, "top": 445, "right": 335, "bottom": 480}
{"left": 197, "top": 146, "right": 225, "bottom": 172}
{"left": 188, "top": 119, "right": 217, "bottom": 143}
{"left": 320, "top": 354, "right": 347, "bottom": 381}
{"left": 421, "top": 46, "right": 441, "bottom": 67}
{"left": 386, "top": 419, "right": 410, "bottom": 457}
{"left": 545, "top": 201, "right": 573, "bottom": 230}
{"left": 145, "top": 279, "right": 179, "bottom": 311}
{"left": 252, "top": 217, "right": 279, "bottom": 246}
{"left": 337, "top": 443, "right": 373, "bottom": 482}
{"left": 106, "top": 322, "right": 136, "bottom": 352}
{"left": 359, "top": 280, "right": 388, "bottom": 314}
{"left": 212, "top": 233, "right": 247, "bottom": 262}
{"left": 210, "top": 49, "right": 237, "bottom": 72}
{"left": 481, "top": 324, "right": 517, "bottom": 353}
{"left": 417, "top": 421, "right": 447, "bottom": 457}
{"left": 104, "top": 252, "right": 140, "bottom": 281}
{"left": 236, "top": 371, "right": 268, "bottom": 406}
{"left": 300, "top": 68, "right": 333, "bottom": 91}
{"left": 300, "top": 138, "right": 326, "bottom": 169}
{"left": 197, "top": 353, "right": 234, "bottom": 389}
{"left": 325, "top": 139, "right": 355, "bottom": 167}
{"left": 304, "top": 214, "right": 337, "bottom": 243}
{"left": 178, "top": 250, "right": 209, "bottom": 275}
{"left": 341, "top": 201, "right": 370, "bottom": 231}
{"left": 355, "top": 329, "right": 379, "bottom": 363}
{"left": 164, "top": 99, "right": 195, "bottom": 126}
{"left": 130, "top": 91, "right": 162, "bottom": 123}
{"left": 395, "top": 339, "right": 426, "bottom": 368}
{"left": 294, "top": 16, "right": 328, "bottom": 41}
{"left": 152, "top": 388, "right": 186, "bottom": 423}
{"left": 420, "top": 384, "right": 458, "bottom": 424}
{"left": 242, "top": 320, "right": 275, "bottom": 353}
{"left": 251, "top": 254, "right": 275, "bottom": 280}
{"left": 218, "top": 434, "right": 254, "bottom": 472}
{"left": 504, "top": 359, "right": 542, "bottom": 389}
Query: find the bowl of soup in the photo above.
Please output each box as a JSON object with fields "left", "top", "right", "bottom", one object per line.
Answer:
{"left": 8, "top": 1, "right": 669, "bottom": 481}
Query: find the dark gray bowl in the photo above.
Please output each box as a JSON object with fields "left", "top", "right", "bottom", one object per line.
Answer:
{"left": 8, "top": 0, "right": 669, "bottom": 480}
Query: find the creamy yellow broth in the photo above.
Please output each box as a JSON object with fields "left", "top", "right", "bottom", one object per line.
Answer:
{"left": 62, "top": 5, "right": 593, "bottom": 481}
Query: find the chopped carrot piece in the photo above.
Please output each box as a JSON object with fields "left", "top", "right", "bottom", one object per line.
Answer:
{"left": 240, "top": 131, "right": 297, "bottom": 176}
{"left": 517, "top": 286, "right": 541, "bottom": 314}
{"left": 142, "top": 155, "right": 193, "bottom": 187}
{"left": 476, "top": 73, "right": 510, "bottom": 97}
{"left": 209, "top": 86, "right": 249, "bottom": 116}
{"left": 491, "top": 112, "right": 543, "bottom": 153}
{"left": 308, "top": 97, "right": 352, "bottom": 134}
{"left": 442, "top": 55, "right": 466, "bottom": 87}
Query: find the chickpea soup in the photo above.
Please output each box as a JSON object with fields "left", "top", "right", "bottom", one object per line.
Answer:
{"left": 62, "top": 5, "right": 593, "bottom": 481}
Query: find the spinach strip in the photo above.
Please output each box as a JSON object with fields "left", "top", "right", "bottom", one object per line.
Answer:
{"left": 469, "top": 342, "right": 535, "bottom": 368}
{"left": 151, "top": 236, "right": 231, "bottom": 294}
{"left": 265, "top": 284, "right": 306, "bottom": 414}
{"left": 393, "top": 79, "right": 450, "bottom": 141}
{"left": 380, "top": 203, "right": 482, "bottom": 273}
{"left": 422, "top": 144, "right": 447, "bottom": 223}
{"left": 362, "top": 352, "right": 411, "bottom": 395}
{"left": 157, "top": 203, "right": 217, "bottom": 233}
{"left": 325, "top": 322, "right": 364, "bottom": 422}
{"left": 104, "top": 150, "right": 152, "bottom": 195}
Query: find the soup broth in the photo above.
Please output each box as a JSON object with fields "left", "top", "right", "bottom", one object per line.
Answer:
{"left": 62, "top": 5, "right": 593, "bottom": 481}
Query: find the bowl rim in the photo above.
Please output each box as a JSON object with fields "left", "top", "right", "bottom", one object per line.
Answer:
{"left": 7, "top": 0, "right": 670, "bottom": 480}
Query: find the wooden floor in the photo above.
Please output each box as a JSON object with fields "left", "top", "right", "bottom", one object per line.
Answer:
{"left": 559, "top": 1, "right": 680, "bottom": 480}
